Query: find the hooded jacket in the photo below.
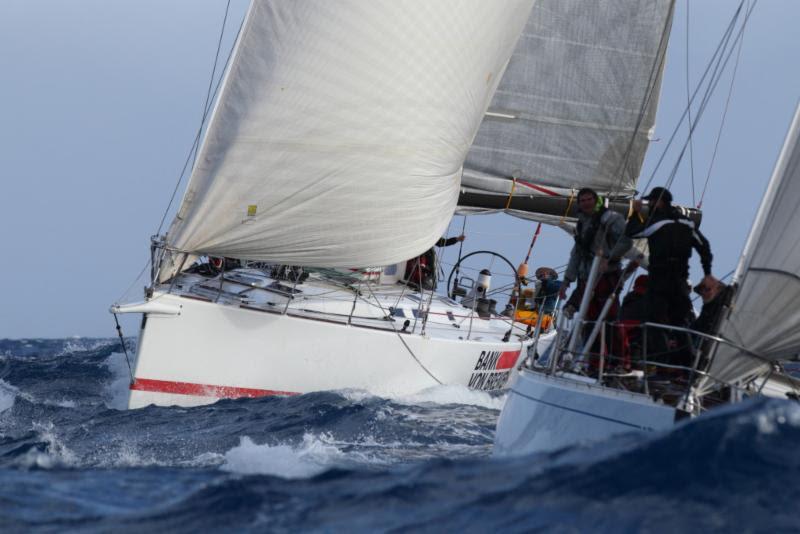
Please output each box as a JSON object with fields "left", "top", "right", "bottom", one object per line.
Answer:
{"left": 626, "top": 205, "right": 712, "bottom": 279}
{"left": 565, "top": 207, "right": 632, "bottom": 283}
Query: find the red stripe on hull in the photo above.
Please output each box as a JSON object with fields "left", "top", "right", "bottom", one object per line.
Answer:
{"left": 130, "top": 378, "right": 299, "bottom": 399}
{"left": 496, "top": 350, "right": 521, "bottom": 370}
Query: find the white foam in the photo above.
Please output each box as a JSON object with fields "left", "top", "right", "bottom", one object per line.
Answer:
{"left": 394, "top": 384, "right": 506, "bottom": 411}
{"left": 754, "top": 402, "right": 800, "bottom": 434}
{"left": 221, "top": 433, "right": 356, "bottom": 479}
{"left": 14, "top": 421, "right": 78, "bottom": 469}
{"left": 58, "top": 338, "right": 110, "bottom": 356}
{"left": 0, "top": 379, "right": 17, "bottom": 413}
{"left": 341, "top": 384, "right": 506, "bottom": 410}
{"left": 339, "top": 388, "right": 376, "bottom": 403}
{"left": 186, "top": 451, "right": 226, "bottom": 467}
{"left": 103, "top": 444, "right": 162, "bottom": 468}
{"left": 104, "top": 352, "right": 132, "bottom": 410}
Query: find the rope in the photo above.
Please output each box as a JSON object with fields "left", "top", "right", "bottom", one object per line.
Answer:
{"left": 697, "top": 0, "right": 749, "bottom": 208}
{"left": 685, "top": 2, "right": 697, "bottom": 205}
{"left": 558, "top": 190, "right": 576, "bottom": 224}
{"left": 361, "top": 282, "right": 443, "bottom": 385}
{"left": 570, "top": 3, "right": 674, "bottom": 278}
{"left": 112, "top": 313, "right": 135, "bottom": 385}
{"left": 114, "top": 258, "right": 151, "bottom": 304}
{"left": 641, "top": 0, "right": 751, "bottom": 194}
{"left": 192, "top": 0, "right": 233, "bottom": 170}
{"left": 604, "top": 5, "right": 675, "bottom": 203}
{"left": 155, "top": 0, "right": 238, "bottom": 236}
{"left": 450, "top": 216, "right": 467, "bottom": 297}
{"left": 504, "top": 178, "right": 518, "bottom": 210}
{"left": 657, "top": 1, "right": 755, "bottom": 198}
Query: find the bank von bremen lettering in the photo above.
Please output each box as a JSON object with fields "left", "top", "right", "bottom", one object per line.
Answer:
{"left": 468, "top": 350, "right": 520, "bottom": 391}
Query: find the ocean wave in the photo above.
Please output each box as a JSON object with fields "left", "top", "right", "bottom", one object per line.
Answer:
{"left": 0, "top": 379, "right": 18, "bottom": 413}
{"left": 340, "top": 384, "right": 506, "bottom": 411}
{"left": 104, "top": 351, "right": 133, "bottom": 410}
{"left": 0, "top": 338, "right": 797, "bottom": 532}
{"left": 221, "top": 433, "right": 380, "bottom": 479}
{"left": 394, "top": 384, "right": 506, "bottom": 410}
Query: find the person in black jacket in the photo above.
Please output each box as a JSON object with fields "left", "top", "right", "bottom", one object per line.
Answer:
{"left": 619, "top": 274, "right": 649, "bottom": 323}
{"left": 626, "top": 187, "right": 714, "bottom": 366}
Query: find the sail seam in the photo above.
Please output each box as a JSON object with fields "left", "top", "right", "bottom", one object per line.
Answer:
{"left": 481, "top": 112, "right": 646, "bottom": 134}
{"left": 747, "top": 267, "right": 800, "bottom": 284}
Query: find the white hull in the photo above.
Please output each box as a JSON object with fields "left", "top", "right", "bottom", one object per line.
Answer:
{"left": 493, "top": 368, "right": 677, "bottom": 456}
{"left": 127, "top": 291, "right": 540, "bottom": 408}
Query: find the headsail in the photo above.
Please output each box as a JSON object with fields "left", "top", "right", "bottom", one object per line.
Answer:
{"left": 458, "top": 0, "right": 675, "bottom": 223}
{"left": 699, "top": 103, "right": 800, "bottom": 394}
{"left": 164, "top": 0, "right": 535, "bottom": 268}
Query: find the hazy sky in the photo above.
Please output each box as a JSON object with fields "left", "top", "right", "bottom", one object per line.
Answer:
{"left": 1, "top": 1, "right": 797, "bottom": 339}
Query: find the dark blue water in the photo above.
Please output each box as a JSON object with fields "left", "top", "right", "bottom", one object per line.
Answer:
{"left": 0, "top": 339, "right": 798, "bottom": 532}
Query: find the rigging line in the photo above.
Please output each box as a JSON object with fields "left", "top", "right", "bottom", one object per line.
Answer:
{"left": 112, "top": 313, "right": 134, "bottom": 385}
{"left": 115, "top": 259, "right": 152, "bottom": 304}
{"left": 425, "top": 219, "right": 455, "bottom": 333}
{"left": 154, "top": 0, "right": 237, "bottom": 236}
{"left": 361, "top": 281, "right": 443, "bottom": 385}
{"left": 685, "top": 0, "right": 696, "bottom": 205}
{"left": 665, "top": 8, "right": 748, "bottom": 191}
{"left": 638, "top": 4, "right": 752, "bottom": 244}
{"left": 606, "top": 0, "right": 675, "bottom": 202}
{"left": 660, "top": 1, "right": 756, "bottom": 194}
{"left": 192, "top": 0, "right": 233, "bottom": 171}
{"left": 690, "top": 268, "right": 735, "bottom": 303}
{"left": 578, "top": 0, "right": 676, "bottom": 285}
{"left": 697, "top": 0, "right": 750, "bottom": 208}
{"left": 641, "top": 0, "right": 746, "bottom": 193}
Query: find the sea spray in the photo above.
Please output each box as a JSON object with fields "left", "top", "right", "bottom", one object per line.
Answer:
{"left": 0, "top": 338, "right": 797, "bottom": 532}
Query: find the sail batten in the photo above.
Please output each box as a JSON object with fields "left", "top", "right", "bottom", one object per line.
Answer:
{"left": 164, "top": 0, "right": 536, "bottom": 267}
{"left": 460, "top": 0, "right": 675, "bottom": 222}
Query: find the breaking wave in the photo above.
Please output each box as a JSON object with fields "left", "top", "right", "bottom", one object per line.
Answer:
{"left": 0, "top": 338, "right": 797, "bottom": 532}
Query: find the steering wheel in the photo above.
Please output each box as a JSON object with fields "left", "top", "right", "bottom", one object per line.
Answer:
{"left": 446, "top": 250, "right": 518, "bottom": 300}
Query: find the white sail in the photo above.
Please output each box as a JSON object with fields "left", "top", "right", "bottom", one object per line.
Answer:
{"left": 701, "top": 103, "right": 800, "bottom": 393}
{"left": 164, "top": 0, "right": 535, "bottom": 268}
{"left": 459, "top": 0, "right": 674, "bottom": 222}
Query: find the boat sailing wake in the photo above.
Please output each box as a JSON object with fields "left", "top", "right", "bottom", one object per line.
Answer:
{"left": 0, "top": 338, "right": 798, "bottom": 530}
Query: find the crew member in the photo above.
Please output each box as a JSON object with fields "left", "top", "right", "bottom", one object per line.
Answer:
{"left": 692, "top": 276, "right": 732, "bottom": 334}
{"left": 559, "top": 188, "right": 633, "bottom": 321}
{"left": 404, "top": 234, "right": 465, "bottom": 290}
{"left": 626, "top": 187, "right": 714, "bottom": 366}
{"left": 626, "top": 187, "right": 713, "bottom": 327}
{"left": 691, "top": 275, "right": 733, "bottom": 365}
{"left": 514, "top": 267, "right": 561, "bottom": 331}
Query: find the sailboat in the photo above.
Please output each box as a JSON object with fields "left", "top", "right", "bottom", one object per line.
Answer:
{"left": 111, "top": 1, "right": 559, "bottom": 409}
{"left": 493, "top": 1, "right": 800, "bottom": 455}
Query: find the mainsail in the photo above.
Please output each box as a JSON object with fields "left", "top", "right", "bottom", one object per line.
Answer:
{"left": 699, "top": 104, "right": 800, "bottom": 394}
{"left": 164, "top": 0, "right": 535, "bottom": 268}
{"left": 458, "top": 0, "right": 675, "bottom": 223}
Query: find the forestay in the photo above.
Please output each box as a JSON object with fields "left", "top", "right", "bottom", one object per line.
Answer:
{"left": 164, "top": 0, "right": 534, "bottom": 267}
{"left": 700, "top": 104, "right": 800, "bottom": 394}
{"left": 458, "top": 0, "right": 674, "bottom": 223}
